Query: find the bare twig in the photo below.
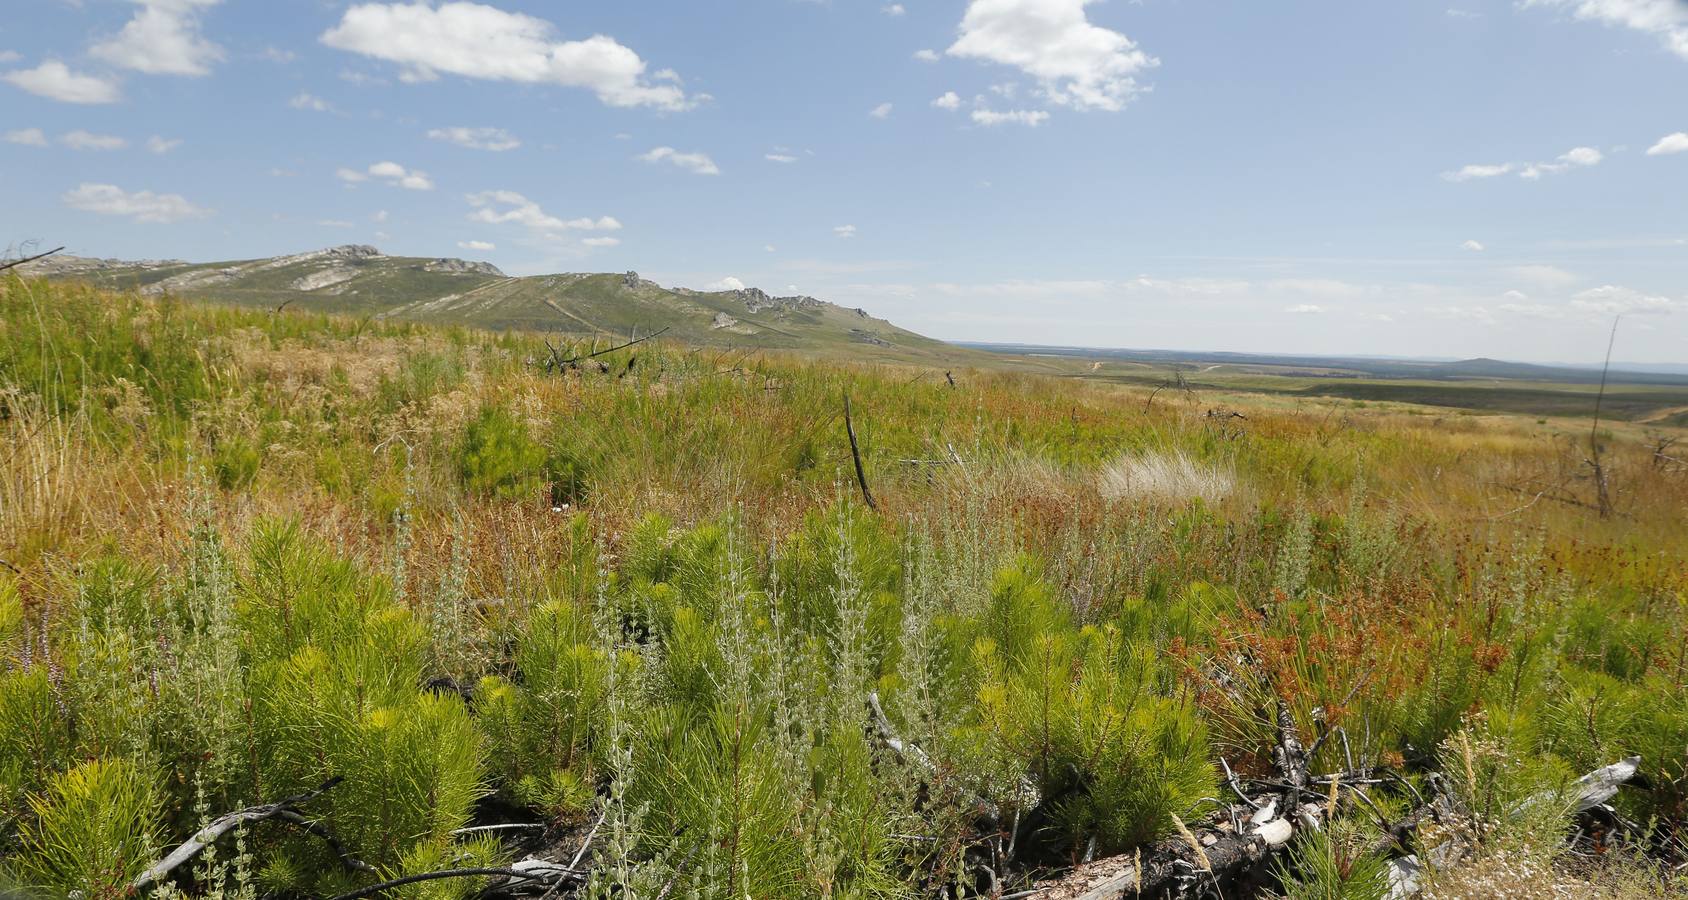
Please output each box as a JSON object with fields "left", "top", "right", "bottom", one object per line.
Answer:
{"left": 323, "top": 865, "right": 580, "bottom": 900}
{"left": 0, "top": 246, "right": 65, "bottom": 273}
{"left": 843, "top": 392, "right": 877, "bottom": 510}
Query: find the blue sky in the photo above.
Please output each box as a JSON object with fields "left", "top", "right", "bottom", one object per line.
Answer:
{"left": 3, "top": 0, "right": 1686, "bottom": 363}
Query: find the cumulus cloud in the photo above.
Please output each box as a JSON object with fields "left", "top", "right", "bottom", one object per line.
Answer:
{"left": 1521, "top": 146, "right": 1602, "bottom": 179}
{"left": 947, "top": 0, "right": 1157, "bottom": 112}
{"left": 883, "top": 3, "right": 906, "bottom": 15}
{"left": 368, "top": 160, "right": 434, "bottom": 190}
{"left": 62, "top": 182, "right": 211, "bottom": 223}
{"left": 1522, "top": 0, "right": 1688, "bottom": 60}
{"left": 972, "top": 107, "right": 1050, "bottom": 126}
{"left": 0, "top": 51, "right": 19, "bottom": 64}
{"left": 1284, "top": 304, "right": 1324, "bottom": 314}
{"left": 765, "top": 152, "right": 797, "bottom": 163}
{"left": 90, "top": 0, "right": 225, "bottom": 77}
{"left": 869, "top": 102, "right": 894, "bottom": 119}
{"left": 61, "top": 130, "right": 128, "bottom": 151}
{"left": 582, "top": 236, "right": 620, "bottom": 247}
{"left": 932, "top": 91, "right": 962, "bottom": 110}
{"left": 1507, "top": 264, "right": 1580, "bottom": 289}
{"left": 638, "top": 146, "right": 720, "bottom": 175}
{"left": 458, "top": 240, "right": 496, "bottom": 250}
{"left": 705, "top": 276, "right": 747, "bottom": 291}
{"left": 1444, "top": 146, "right": 1602, "bottom": 181}
{"left": 835, "top": 224, "right": 858, "bottom": 238}
{"left": 147, "top": 135, "right": 182, "bottom": 153}
{"left": 1646, "top": 131, "right": 1688, "bottom": 155}
{"left": 3, "top": 128, "right": 48, "bottom": 147}
{"left": 428, "top": 125, "right": 520, "bottom": 151}
{"left": 1462, "top": 239, "right": 1485, "bottom": 251}
{"left": 290, "top": 92, "right": 334, "bottom": 112}
{"left": 914, "top": 48, "right": 940, "bottom": 62}
{"left": 341, "top": 161, "right": 433, "bottom": 189}
{"left": 465, "top": 190, "right": 621, "bottom": 238}
{"left": 320, "top": 2, "right": 699, "bottom": 110}
{"left": 3, "top": 61, "right": 122, "bottom": 104}
{"left": 1443, "top": 162, "right": 1514, "bottom": 181}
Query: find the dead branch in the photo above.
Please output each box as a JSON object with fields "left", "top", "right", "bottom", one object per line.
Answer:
{"left": 843, "top": 392, "right": 877, "bottom": 510}
{"left": 556, "top": 327, "right": 670, "bottom": 365}
{"left": 0, "top": 246, "right": 64, "bottom": 273}
{"left": 324, "top": 862, "right": 582, "bottom": 900}
{"left": 132, "top": 777, "right": 371, "bottom": 893}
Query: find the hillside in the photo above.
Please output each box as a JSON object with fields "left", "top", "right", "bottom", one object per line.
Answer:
{"left": 23, "top": 245, "right": 963, "bottom": 365}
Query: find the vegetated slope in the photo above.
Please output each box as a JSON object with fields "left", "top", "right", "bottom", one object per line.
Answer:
{"left": 25, "top": 245, "right": 962, "bottom": 365}
{"left": 4, "top": 278, "right": 1688, "bottom": 899}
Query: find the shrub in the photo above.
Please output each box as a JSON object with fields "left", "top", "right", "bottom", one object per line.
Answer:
{"left": 457, "top": 405, "right": 547, "bottom": 499}
{"left": 16, "top": 758, "right": 161, "bottom": 900}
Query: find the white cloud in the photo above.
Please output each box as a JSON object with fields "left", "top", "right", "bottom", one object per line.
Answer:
{"left": 367, "top": 160, "right": 434, "bottom": 190}
{"left": 638, "top": 146, "right": 720, "bottom": 175}
{"left": 1443, "top": 162, "right": 1514, "bottom": 181}
{"left": 147, "top": 135, "right": 182, "bottom": 154}
{"left": 932, "top": 91, "right": 962, "bottom": 110}
{"left": 1570, "top": 284, "right": 1678, "bottom": 315}
{"left": 465, "top": 190, "right": 621, "bottom": 238}
{"left": 427, "top": 125, "right": 520, "bottom": 151}
{"left": 61, "top": 130, "right": 128, "bottom": 151}
{"left": 1284, "top": 304, "right": 1324, "bottom": 314}
{"left": 318, "top": 219, "right": 354, "bottom": 228}
{"left": 1646, "top": 131, "right": 1688, "bottom": 155}
{"left": 1522, "top": 0, "right": 1688, "bottom": 61}
{"left": 0, "top": 51, "right": 19, "bottom": 65}
{"left": 3, "top": 128, "right": 48, "bottom": 147}
{"left": 835, "top": 224, "right": 858, "bottom": 239}
{"left": 1520, "top": 145, "right": 1603, "bottom": 179}
{"left": 458, "top": 239, "right": 496, "bottom": 250}
{"left": 914, "top": 48, "right": 940, "bottom": 62}
{"left": 706, "top": 276, "right": 746, "bottom": 291}
{"left": 764, "top": 244, "right": 777, "bottom": 252}
{"left": 582, "top": 236, "right": 620, "bottom": 247}
{"left": 971, "top": 107, "right": 1050, "bottom": 126}
{"left": 884, "top": 3, "right": 906, "bottom": 15}
{"left": 947, "top": 0, "right": 1158, "bottom": 112}
{"left": 336, "top": 167, "right": 369, "bottom": 183}
{"left": 2, "top": 61, "right": 122, "bottom": 104}
{"left": 869, "top": 102, "right": 894, "bottom": 119}
{"left": 290, "top": 92, "right": 333, "bottom": 112}
{"left": 90, "top": 0, "right": 224, "bottom": 77}
{"left": 372, "top": 209, "right": 389, "bottom": 223}
{"left": 1461, "top": 239, "right": 1485, "bottom": 251}
{"left": 320, "top": 2, "right": 699, "bottom": 110}
{"left": 62, "top": 182, "right": 211, "bottom": 223}
{"left": 1445, "top": 146, "right": 1602, "bottom": 181}
{"left": 765, "top": 152, "right": 798, "bottom": 163}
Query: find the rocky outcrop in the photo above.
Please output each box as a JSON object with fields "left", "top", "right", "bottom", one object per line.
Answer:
{"left": 422, "top": 258, "right": 504, "bottom": 277}
{"left": 142, "top": 266, "right": 244, "bottom": 296}
{"left": 731, "top": 287, "right": 824, "bottom": 314}
{"left": 623, "top": 270, "right": 660, "bottom": 291}
{"left": 290, "top": 268, "right": 360, "bottom": 292}
{"left": 711, "top": 311, "right": 740, "bottom": 329}
{"left": 252, "top": 245, "right": 384, "bottom": 272}
{"left": 15, "top": 254, "right": 186, "bottom": 276}
{"left": 849, "top": 329, "right": 891, "bottom": 347}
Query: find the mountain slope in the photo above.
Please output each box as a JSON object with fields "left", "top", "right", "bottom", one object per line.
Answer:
{"left": 25, "top": 245, "right": 962, "bottom": 364}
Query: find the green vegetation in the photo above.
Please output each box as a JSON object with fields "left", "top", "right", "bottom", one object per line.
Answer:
{"left": 1, "top": 276, "right": 1685, "bottom": 897}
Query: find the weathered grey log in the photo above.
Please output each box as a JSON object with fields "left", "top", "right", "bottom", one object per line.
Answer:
{"left": 132, "top": 777, "right": 371, "bottom": 893}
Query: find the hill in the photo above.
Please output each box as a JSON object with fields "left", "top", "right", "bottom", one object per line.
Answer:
{"left": 22, "top": 244, "right": 963, "bottom": 365}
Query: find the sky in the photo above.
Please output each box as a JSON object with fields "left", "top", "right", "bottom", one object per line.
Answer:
{"left": 3, "top": 0, "right": 1687, "bottom": 364}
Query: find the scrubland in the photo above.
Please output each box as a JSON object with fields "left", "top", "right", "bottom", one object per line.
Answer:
{"left": 2, "top": 277, "right": 1685, "bottom": 899}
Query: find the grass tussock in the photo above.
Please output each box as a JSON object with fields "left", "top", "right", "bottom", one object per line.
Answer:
{"left": 1098, "top": 449, "right": 1236, "bottom": 506}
